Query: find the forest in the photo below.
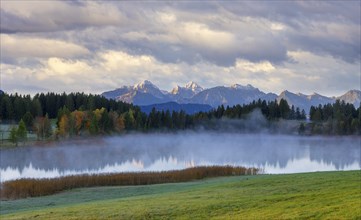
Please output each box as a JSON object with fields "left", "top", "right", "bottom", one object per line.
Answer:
{"left": 0, "top": 92, "right": 360, "bottom": 146}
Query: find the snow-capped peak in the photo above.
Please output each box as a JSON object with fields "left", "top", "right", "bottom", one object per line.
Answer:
{"left": 171, "top": 85, "right": 182, "bottom": 94}
{"left": 132, "top": 80, "right": 166, "bottom": 98}
{"left": 231, "top": 84, "right": 255, "bottom": 90}
{"left": 185, "top": 81, "right": 203, "bottom": 93}
{"left": 133, "top": 80, "right": 158, "bottom": 90}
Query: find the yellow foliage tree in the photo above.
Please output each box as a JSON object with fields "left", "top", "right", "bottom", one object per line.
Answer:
{"left": 93, "top": 108, "right": 105, "bottom": 121}
{"left": 58, "top": 114, "right": 69, "bottom": 137}
{"left": 116, "top": 115, "right": 125, "bottom": 132}
{"left": 72, "top": 110, "right": 85, "bottom": 135}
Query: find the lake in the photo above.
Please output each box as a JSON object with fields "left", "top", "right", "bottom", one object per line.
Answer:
{"left": 1, "top": 132, "right": 360, "bottom": 182}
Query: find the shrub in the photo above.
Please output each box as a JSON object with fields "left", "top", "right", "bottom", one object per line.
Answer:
{"left": 0, "top": 166, "right": 259, "bottom": 200}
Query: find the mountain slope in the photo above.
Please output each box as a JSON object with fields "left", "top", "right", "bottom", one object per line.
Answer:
{"left": 337, "top": 90, "right": 361, "bottom": 106}
{"left": 101, "top": 80, "right": 171, "bottom": 105}
{"left": 277, "top": 91, "right": 334, "bottom": 111}
{"left": 189, "top": 84, "right": 275, "bottom": 107}
{"left": 277, "top": 90, "right": 360, "bottom": 112}
{"left": 102, "top": 86, "right": 130, "bottom": 100}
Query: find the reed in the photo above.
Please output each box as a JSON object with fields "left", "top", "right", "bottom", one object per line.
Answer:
{"left": 0, "top": 166, "right": 259, "bottom": 200}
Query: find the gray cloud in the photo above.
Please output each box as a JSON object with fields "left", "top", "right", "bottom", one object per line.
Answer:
{"left": 221, "top": 1, "right": 360, "bottom": 63}
{"left": 0, "top": 1, "right": 124, "bottom": 33}
{"left": 0, "top": 1, "right": 360, "bottom": 96}
{"left": 2, "top": 1, "right": 359, "bottom": 65}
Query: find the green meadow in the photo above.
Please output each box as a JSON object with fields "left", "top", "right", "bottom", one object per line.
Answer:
{"left": 1, "top": 170, "right": 360, "bottom": 219}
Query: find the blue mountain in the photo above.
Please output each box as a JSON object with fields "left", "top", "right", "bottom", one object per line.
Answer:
{"left": 102, "top": 80, "right": 360, "bottom": 112}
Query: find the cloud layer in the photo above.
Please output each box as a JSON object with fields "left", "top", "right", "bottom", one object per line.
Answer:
{"left": 1, "top": 1, "right": 360, "bottom": 96}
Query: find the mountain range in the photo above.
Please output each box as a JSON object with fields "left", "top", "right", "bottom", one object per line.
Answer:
{"left": 102, "top": 80, "right": 361, "bottom": 113}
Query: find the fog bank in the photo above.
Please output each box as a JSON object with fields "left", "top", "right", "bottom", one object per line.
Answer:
{"left": 1, "top": 132, "right": 360, "bottom": 182}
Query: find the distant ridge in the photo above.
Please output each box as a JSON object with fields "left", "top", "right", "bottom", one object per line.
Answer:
{"left": 102, "top": 80, "right": 360, "bottom": 112}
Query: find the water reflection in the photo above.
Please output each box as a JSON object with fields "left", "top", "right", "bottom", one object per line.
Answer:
{"left": 1, "top": 133, "right": 360, "bottom": 182}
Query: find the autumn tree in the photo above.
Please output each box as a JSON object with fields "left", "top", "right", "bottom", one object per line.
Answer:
{"left": 115, "top": 115, "right": 125, "bottom": 132}
{"left": 35, "top": 113, "right": 52, "bottom": 140}
{"left": 72, "top": 110, "right": 85, "bottom": 135}
{"left": 58, "top": 114, "right": 69, "bottom": 137}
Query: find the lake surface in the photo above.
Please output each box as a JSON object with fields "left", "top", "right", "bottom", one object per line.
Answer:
{"left": 1, "top": 133, "right": 360, "bottom": 182}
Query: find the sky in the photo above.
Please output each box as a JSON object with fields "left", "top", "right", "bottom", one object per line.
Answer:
{"left": 0, "top": 1, "right": 360, "bottom": 96}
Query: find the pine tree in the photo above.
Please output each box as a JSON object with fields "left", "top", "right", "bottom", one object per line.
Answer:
{"left": 22, "top": 112, "right": 34, "bottom": 131}
{"left": 279, "top": 99, "right": 290, "bottom": 119}
{"left": 298, "top": 123, "right": 306, "bottom": 135}
{"left": 0, "top": 94, "right": 13, "bottom": 120}
{"left": 43, "top": 114, "right": 52, "bottom": 138}
{"left": 17, "top": 119, "right": 27, "bottom": 143}
{"left": 9, "top": 126, "right": 18, "bottom": 146}
{"left": 31, "top": 98, "right": 43, "bottom": 117}
{"left": 301, "top": 109, "right": 306, "bottom": 120}
{"left": 89, "top": 114, "right": 99, "bottom": 135}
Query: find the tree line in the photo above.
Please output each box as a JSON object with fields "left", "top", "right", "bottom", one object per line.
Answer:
{"left": 307, "top": 100, "right": 361, "bottom": 135}
{"left": 0, "top": 92, "right": 134, "bottom": 121}
{"left": 1, "top": 92, "right": 360, "bottom": 145}
{"left": 200, "top": 99, "right": 306, "bottom": 121}
{"left": 0, "top": 92, "right": 139, "bottom": 144}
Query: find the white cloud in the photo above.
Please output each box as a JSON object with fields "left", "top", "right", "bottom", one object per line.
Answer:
{"left": 46, "top": 58, "right": 91, "bottom": 75}
{"left": 278, "top": 50, "right": 360, "bottom": 95}
{"left": 235, "top": 59, "right": 275, "bottom": 73}
{"left": 98, "top": 50, "right": 185, "bottom": 87}
{"left": 99, "top": 51, "right": 155, "bottom": 72}
{"left": 1, "top": 48, "right": 360, "bottom": 97}
{"left": 157, "top": 12, "right": 177, "bottom": 24}
{"left": 1, "top": 34, "right": 89, "bottom": 58}
{"left": 176, "top": 22, "right": 236, "bottom": 52}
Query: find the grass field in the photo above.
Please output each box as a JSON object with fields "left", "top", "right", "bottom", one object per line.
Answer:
{"left": 1, "top": 170, "right": 360, "bottom": 219}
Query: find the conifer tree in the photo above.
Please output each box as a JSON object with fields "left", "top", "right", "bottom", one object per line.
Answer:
{"left": 17, "top": 119, "right": 27, "bottom": 143}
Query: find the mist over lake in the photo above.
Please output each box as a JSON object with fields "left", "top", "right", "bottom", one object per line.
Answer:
{"left": 1, "top": 132, "right": 360, "bottom": 182}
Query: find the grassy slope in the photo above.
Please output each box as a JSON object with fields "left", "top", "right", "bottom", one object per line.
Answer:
{"left": 1, "top": 171, "right": 360, "bottom": 219}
